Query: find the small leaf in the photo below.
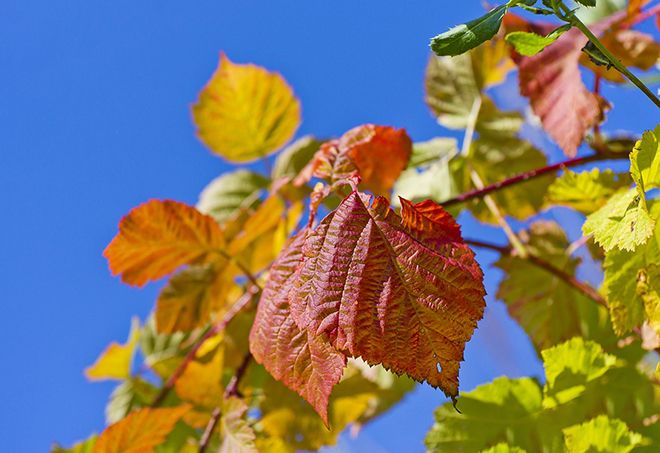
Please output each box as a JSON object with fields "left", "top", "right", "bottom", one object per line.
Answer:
{"left": 192, "top": 53, "right": 301, "bottom": 162}
{"left": 563, "top": 415, "right": 644, "bottom": 453}
{"left": 52, "top": 435, "right": 97, "bottom": 453}
{"left": 86, "top": 318, "right": 140, "bottom": 381}
{"left": 291, "top": 193, "right": 485, "bottom": 399}
{"left": 272, "top": 135, "right": 322, "bottom": 180}
{"left": 301, "top": 124, "right": 412, "bottom": 196}
{"left": 105, "top": 378, "right": 158, "bottom": 424}
{"left": 583, "top": 188, "right": 655, "bottom": 252}
{"left": 630, "top": 126, "right": 660, "bottom": 197}
{"left": 94, "top": 405, "right": 190, "bottom": 453}
{"left": 197, "top": 170, "right": 270, "bottom": 224}
{"left": 219, "top": 397, "right": 258, "bottom": 453}
{"left": 505, "top": 25, "right": 571, "bottom": 56}
{"left": 546, "top": 168, "right": 631, "bottom": 214}
{"left": 104, "top": 200, "right": 225, "bottom": 287}
{"left": 174, "top": 334, "right": 224, "bottom": 412}
{"left": 430, "top": 5, "right": 508, "bottom": 57}
{"left": 249, "top": 231, "right": 347, "bottom": 425}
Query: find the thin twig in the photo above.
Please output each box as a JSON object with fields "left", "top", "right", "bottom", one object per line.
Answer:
{"left": 150, "top": 285, "right": 260, "bottom": 407}
{"left": 198, "top": 353, "right": 253, "bottom": 453}
{"left": 442, "top": 153, "right": 624, "bottom": 208}
{"left": 466, "top": 239, "right": 608, "bottom": 308}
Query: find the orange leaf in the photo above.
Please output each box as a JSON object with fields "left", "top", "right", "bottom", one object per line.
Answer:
{"left": 93, "top": 405, "right": 189, "bottom": 453}
{"left": 104, "top": 200, "right": 224, "bottom": 287}
{"left": 249, "top": 230, "right": 346, "bottom": 425}
{"left": 299, "top": 124, "right": 412, "bottom": 196}
{"left": 192, "top": 52, "right": 301, "bottom": 162}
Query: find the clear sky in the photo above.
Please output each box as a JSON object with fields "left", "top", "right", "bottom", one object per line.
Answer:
{"left": 1, "top": 1, "right": 658, "bottom": 452}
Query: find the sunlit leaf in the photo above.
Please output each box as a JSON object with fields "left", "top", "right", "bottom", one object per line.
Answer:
{"left": 291, "top": 193, "right": 485, "bottom": 399}
{"left": 105, "top": 377, "right": 159, "bottom": 424}
{"left": 86, "top": 317, "right": 140, "bottom": 381}
{"left": 94, "top": 405, "right": 189, "bottom": 453}
{"left": 630, "top": 126, "right": 660, "bottom": 198}
{"left": 197, "top": 170, "right": 270, "bottom": 224}
{"left": 583, "top": 188, "right": 655, "bottom": 252}
{"left": 139, "top": 317, "right": 190, "bottom": 379}
{"left": 430, "top": 5, "right": 508, "bottom": 56}
{"left": 563, "top": 415, "right": 644, "bottom": 453}
{"left": 249, "top": 231, "right": 347, "bottom": 424}
{"left": 51, "top": 435, "right": 97, "bottom": 453}
{"left": 272, "top": 135, "right": 322, "bottom": 181}
{"left": 104, "top": 200, "right": 225, "bottom": 287}
{"left": 546, "top": 168, "right": 631, "bottom": 214}
{"left": 192, "top": 53, "right": 301, "bottom": 162}
{"left": 505, "top": 25, "right": 571, "bottom": 56}
{"left": 174, "top": 334, "right": 224, "bottom": 414}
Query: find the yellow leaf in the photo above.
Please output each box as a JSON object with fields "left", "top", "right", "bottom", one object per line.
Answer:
{"left": 175, "top": 334, "right": 225, "bottom": 412}
{"left": 93, "top": 405, "right": 189, "bottom": 453}
{"left": 85, "top": 318, "right": 140, "bottom": 381}
{"left": 192, "top": 53, "right": 301, "bottom": 162}
{"left": 104, "top": 200, "right": 225, "bottom": 287}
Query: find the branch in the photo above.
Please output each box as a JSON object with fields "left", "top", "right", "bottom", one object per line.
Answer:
{"left": 466, "top": 239, "right": 608, "bottom": 308}
{"left": 150, "top": 285, "right": 260, "bottom": 407}
{"left": 198, "top": 353, "right": 252, "bottom": 453}
{"left": 441, "top": 153, "right": 624, "bottom": 208}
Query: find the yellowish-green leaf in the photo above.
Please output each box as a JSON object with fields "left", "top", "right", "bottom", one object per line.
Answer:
{"left": 197, "top": 170, "right": 270, "bottom": 224}
{"left": 505, "top": 25, "right": 571, "bottom": 57}
{"left": 481, "top": 444, "right": 527, "bottom": 453}
{"left": 174, "top": 334, "right": 224, "bottom": 416}
{"left": 547, "top": 168, "right": 631, "bottom": 214}
{"left": 105, "top": 377, "right": 159, "bottom": 424}
{"left": 541, "top": 337, "right": 617, "bottom": 408}
{"left": 51, "top": 435, "right": 97, "bottom": 453}
{"left": 192, "top": 53, "right": 301, "bottom": 162}
{"left": 272, "top": 135, "right": 322, "bottom": 180}
{"left": 563, "top": 415, "right": 644, "bottom": 453}
{"left": 630, "top": 125, "right": 660, "bottom": 200}
{"left": 219, "top": 397, "right": 258, "bottom": 453}
{"left": 85, "top": 317, "right": 140, "bottom": 381}
{"left": 139, "top": 317, "right": 190, "bottom": 379}
{"left": 495, "top": 222, "right": 608, "bottom": 350}
{"left": 583, "top": 188, "right": 655, "bottom": 252}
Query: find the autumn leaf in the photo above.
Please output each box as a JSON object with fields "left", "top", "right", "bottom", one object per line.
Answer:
{"left": 94, "top": 405, "right": 189, "bottom": 453}
{"left": 249, "top": 230, "right": 347, "bottom": 425}
{"left": 192, "top": 53, "right": 301, "bottom": 162}
{"left": 517, "top": 26, "right": 606, "bottom": 157}
{"left": 85, "top": 317, "right": 140, "bottom": 381}
{"left": 104, "top": 200, "right": 225, "bottom": 287}
{"left": 299, "top": 124, "right": 412, "bottom": 196}
{"left": 291, "top": 192, "right": 485, "bottom": 400}
{"left": 218, "top": 397, "right": 258, "bottom": 453}
{"left": 546, "top": 168, "right": 631, "bottom": 214}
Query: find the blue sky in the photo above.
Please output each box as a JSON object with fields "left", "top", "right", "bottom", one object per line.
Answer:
{"left": 1, "top": 1, "right": 658, "bottom": 451}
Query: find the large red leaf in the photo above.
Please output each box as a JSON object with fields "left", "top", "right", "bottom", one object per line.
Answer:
{"left": 291, "top": 192, "right": 485, "bottom": 399}
{"left": 249, "top": 230, "right": 346, "bottom": 425}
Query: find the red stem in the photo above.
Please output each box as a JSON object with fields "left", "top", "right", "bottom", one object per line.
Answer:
{"left": 441, "top": 153, "right": 621, "bottom": 208}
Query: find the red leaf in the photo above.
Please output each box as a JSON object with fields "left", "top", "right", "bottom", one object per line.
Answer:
{"left": 291, "top": 192, "right": 485, "bottom": 398}
{"left": 297, "top": 124, "right": 412, "bottom": 196}
{"left": 518, "top": 27, "right": 604, "bottom": 157}
{"left": 249, "top": 230, "right": 346, "bottom": 425}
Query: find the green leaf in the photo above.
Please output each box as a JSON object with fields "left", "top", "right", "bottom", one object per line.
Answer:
{"left": 541, "top": 337, "right": 617, "bottom": 408}
{"left": 481, "top": 444, "right": 527, "bottom": 453}
{"left": 563, "top": 415, "right": 644, "bottom": 453}
{"left": 139, "top": 316, "right": 191, "bottom": 379}
{"left": 575, "top": 0, "right": 626, "bottom": 24}
{"left": 105, "top": 377, "right": 158, "bottom": 424}
{"left": 575, "top": 0, "right": 597, "bottom": 7}
{"left": 197, "top": 169, "right": 270, "bottom": 224}
{"left": 583, "top": 188, "right": 655, "bottom": 252}
{"left": 495, "top": 222, "right": 608, "bottom": 350}
{"left": 407, "top": 137, "right": 458, "bottom": 168}
{"left": 430, "top": 5, "right": 508, "bottom": 57}
{"left": 630, "top": 126, "right": 660, "bottom": 199}
{"left": 505, "top": 25, "right": 571, "bottom": 56}
{"left": 271, "top": 135, "right": 322, "bottom": 180}
{"left": 546, "top": 168, "right": 631, "bottom": 214}
{"left": 602, "top": 203, "right": 660, "bottom": 335}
